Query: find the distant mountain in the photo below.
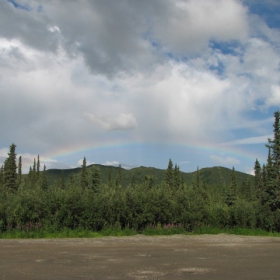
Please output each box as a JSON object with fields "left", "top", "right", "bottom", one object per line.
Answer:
{"left": 44, "top": 164, "right": 254, "bottom": 187}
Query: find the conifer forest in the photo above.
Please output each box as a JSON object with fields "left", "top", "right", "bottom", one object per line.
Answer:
{"left": 1, "top": 111, "right": 280, "bottom": 234}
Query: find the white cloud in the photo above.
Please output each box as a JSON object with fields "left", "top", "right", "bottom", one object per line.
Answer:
{"left": 210, "top": 155, "right": 240, "bottom": 166}
{"left": 84, "top": 112, "right": 137, "bottom": 131}
{"left": 0, "top": 0, "right": 279, "bottom": 173}
{"left": 0, "top": 147, "right": 9, "bottom": 157}
{"left": 154, "top": 0, "right": 249, "bottom": 54}
{"left": 103, "top": 161, "right": 120, "bottom": 166}
{"left": 265, "top": 86, "right": 280, "bottom": 107}
{"left": 244, "top": 166, "right": 255, "bottom": 175}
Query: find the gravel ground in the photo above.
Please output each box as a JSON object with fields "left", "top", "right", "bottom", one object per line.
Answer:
{"left": 1, "top": 234, "right": 280, "bottom": 279}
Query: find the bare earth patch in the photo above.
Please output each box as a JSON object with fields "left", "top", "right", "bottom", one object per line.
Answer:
{"left": 1, "top": 234, "right": 280, "bottom": 279}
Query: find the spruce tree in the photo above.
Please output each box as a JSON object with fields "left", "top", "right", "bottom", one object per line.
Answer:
{"left": 195, "top": 167, "right": 200, "bottom": 188}
{"left": 57, "top": 171, "right": 65, "bottom": 189}
{"left": 17, "top": 155, "right": 22, "bottom": 186}
{"left": 3, "top": 143, "right": 17, "bottom": 192}
{"left": 265, "top": 111, "right": 280, "bottom": 211}
{"left": 231, "top": 167, "right": 237, "bottom": 194}
{"left": 0, "top": 165, "right": 4, "bottom": 189}
{"left": 224, "top": 167, "right": 237, "bottom": 206}
{"left": 173, "top": 164, "right": 181, "bottom": 188}
{"left": 31, "top": 158, "right": 37, "bottom": 187}
{"left": 41, "top": 164, "right": 48, "bottom": 190}
{"left": 80, "top": 157, "right": 88, "bottom": 189}
{"left": 261, "top": 164, "right": 267, "bottom": 203}
{"left": 91, "top": 166, "right": 101, "bottom": 192}
{"left": 144, "top": 175, "right": 154, "bottom": 189}
{"left": 36, "top": 154, "right": 40, "bottom": 180}
{"left": 165, "top": 159, "right": 173, "bottom": 188}
{"left": 28, "top": 166, "right": 33, "bottom": 183}
{"left": 115, "top": 164, "right": 122, "bottom": 187}
{"left": 254, "top": 159, "right": 262, "bottom": 201}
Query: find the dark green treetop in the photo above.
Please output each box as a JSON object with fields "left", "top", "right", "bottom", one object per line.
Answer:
{"left": 3, "top": 143, "right": 17, "bottom": 192}
{"left": 165, "top": 159, "right": 173, "bottom": 187}
{"left": 80, "top": 156, "right": 88, "bottom": 189}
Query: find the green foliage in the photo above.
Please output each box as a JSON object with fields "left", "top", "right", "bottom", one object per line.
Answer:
{"left": 254, "top": 159, "right": 262, "bottom": 195}
{"left": 90, "top": 166, "right": 101, "bottom": 192}
{"left": 17, "top": 156, "right": 22, "bottom": 186}
{"left": 41, "top": 164, "right": 253, "bottom": 189}
{"left": 3, "top": 144, "right": 17, "bottom": 192}
{"left": 0, "top": 165, "right": 4, "bottom": 189}
{"left": 3, "top": 111, "right": 280, "bottom": 238}
{"left": 165, "top": 159, "right": 173, "bottom": 188}
{"left": 40, "top": 165, "right": 48, "bottom": 190}
{"left": 80, "top": 157, "right": 88, "bottom": 189}
{"left": 264, "top": 111, "right": 280, "bottom": 211}
{"left": 115, "top": 164, "right": 122, "bottom": 187}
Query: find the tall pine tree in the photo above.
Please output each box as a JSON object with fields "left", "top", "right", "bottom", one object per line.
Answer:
{"left": 3, "top": 144, "right": 17, "bottom": 192}
{"left": 91, "top": 166, "right": 101, "bottom": 192}
{"left": 264, "top": 111, "right": 280, "bottom": 211}
{"left": 165, "top": 159, "right": 173, "bottom": 188}
{"left": 80, "top": 156, "right": 88, "bottom": 189}
{"left": 17, "top": 155, "right": 22, "bottom": 186}
{"left": 254, "top": 159, "right": 262, "bottom": 202}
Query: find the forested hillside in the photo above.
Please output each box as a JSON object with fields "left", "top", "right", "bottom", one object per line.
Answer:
{"left": 1, "top": 111, "right": 280, "bottom": 234}
{"left": 44, "top": 164, "right": 253, "bottom": 188}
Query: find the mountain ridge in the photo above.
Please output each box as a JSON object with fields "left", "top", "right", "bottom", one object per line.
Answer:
{"left": 44, "top": 164, "right": 254, "bottom": 187}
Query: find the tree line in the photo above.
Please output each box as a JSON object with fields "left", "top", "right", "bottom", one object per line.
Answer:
{"left": 0, "top": 111, "right": 280, "bottom": 233}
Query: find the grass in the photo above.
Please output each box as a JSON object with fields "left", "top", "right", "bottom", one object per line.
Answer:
{"left": 191, "top": 225, "right": 280, "bottom": 237}
{"left": 0, "top": 227, "right": 137, "bottom": 239}
{"left": 1, "top": 225, "right": 280, "bottom": 239}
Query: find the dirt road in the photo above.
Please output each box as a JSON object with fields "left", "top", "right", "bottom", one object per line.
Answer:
{"left": 1, "top": 234, "right": 280, "bottom": 279}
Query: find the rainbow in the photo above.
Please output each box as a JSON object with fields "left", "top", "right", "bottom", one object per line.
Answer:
{"left": 40, "top": 138, "right": 267, "bottom": 164}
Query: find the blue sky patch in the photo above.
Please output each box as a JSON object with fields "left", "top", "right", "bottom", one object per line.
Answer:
{"left": 243, "top": 0, "right": 280, "bottom": 28}
{"left": 209, "top": 40, "right": 244, "bottom": 56}
{"left": 7, "top": 0, "right": 31, "bottom": 11}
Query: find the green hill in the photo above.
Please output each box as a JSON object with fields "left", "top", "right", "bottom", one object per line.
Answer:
{"left": 44, "top": 164, "right": 254, "bottom": 187}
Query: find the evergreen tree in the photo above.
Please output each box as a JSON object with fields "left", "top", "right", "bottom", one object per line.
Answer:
{"left": 57, "top": 171, "right": 65, "bottom": 189}
{"left": 108, "top": 169, "right": 112, "bottom": 187}
{"left": 180, "top": 173, "right": 185, "bottom": 186}
{"left": 80, "top": 156, "right": 88, "bottom": 189}
{"left": 3, "top": 143, "right": 17, "bottom": 192}
{"left": 261, "top": 164, "right": 267, "bottom": 203}
{"left": 91, "top": 166, "right": 101, "bottom": 192}
{"left": 241, "top": 178, "right": 253, "bottom": 201}
{"left": 0, "top": 165, "right": 4, "bottom": 189}
{"left": 115, "top": 164, "right": 122, "bottom": 187}
{"left": 173, "top": 164, "right": 181, "bottom": 188}
{"left": 69, "top": 172, "right": 76, "bottom": 187}
{"left": 224, "top": 167, "right": 237, "bottom": 206}
{"left": 144, "top": 175, "right": 154, "bottom": 189}
{"left": 28, "top": 166, "right": 33, "bottom": 183}
{"left": 31, "top": 158, "right": 37, "bottom": 187}
{"left": 231, "top": 166, "right": 237, "bottom": 194}
{"left": 36, "top": 154, "right": 40, "bottom": 180}
{"left": 254, "top": 159, "right": 262, "bottom": 201}
{"left": 165, "top": 159, "right": 173, "bottom": 188}
{"left": 195, "top": 167, "right": 200, "bottom": 188}
{"left": 265, "top": 111, "right": 280, "bottom": 211}
{"left": 41, "top": 164, "right": 48, "bottom": 190}
{"left": 17, "top": 155, "right": 22, "bottom": 186}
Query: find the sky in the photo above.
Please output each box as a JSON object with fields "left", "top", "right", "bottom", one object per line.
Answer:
{"left": 1, "top": 0, "right": 280, "bottom": 174}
